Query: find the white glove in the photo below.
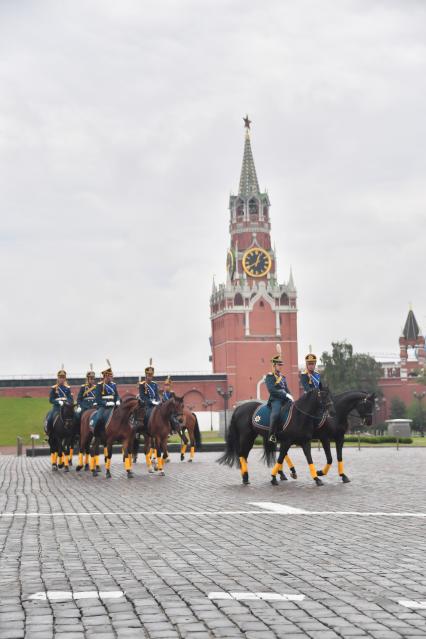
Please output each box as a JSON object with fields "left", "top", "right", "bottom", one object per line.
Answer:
{"left": 106, "top": 401, "right": 115, "bottom": 407}
{"left": 115, "top": 400, "right": 121, "bottom": 406}
{"left": 152, "top": 400, "right": 160, "bottom": 406}
{"left": 76, "top": 406, "right": 82, "bottom": 414}
{"left": 286, "top": 393, "right": 294, "bottom": 401}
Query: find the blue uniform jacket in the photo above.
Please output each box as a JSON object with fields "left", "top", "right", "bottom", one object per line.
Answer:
{"left": 77, "top": 383, "right": 97, "bottom": 410}
{"left": 49, "top": 384, "right": 73, "bottom": 405}
{"left": 265, "top": 372, "right": 291, "bottom": 404}
{"left": 95, "top": 381, "right": 120, "bottom": 407}
{"left": 162, "top": 390, "right": 174, "bottom": 402}
{"left": 139, "top": 381, "right": 160, "bottom": 407}
{"left": 300, "top": 370, "right": 322, "bottom": 392}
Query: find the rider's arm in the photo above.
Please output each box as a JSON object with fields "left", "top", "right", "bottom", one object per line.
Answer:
{"left": 49, "top": 388, "right": 56, "bottom": 404}
{"left": 95, "top": 383, "right": 104, "bottom": 406}
{"left": 154, "top": 384, "right": 160, "bottom": 402}
{"left": 77, "top": 386, "right": 84, "bottom": 406}
{"left": 300, "top": 374, "right": 310, "bottom": 393}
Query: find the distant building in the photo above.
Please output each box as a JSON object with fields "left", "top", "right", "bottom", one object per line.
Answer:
{"left": 376, "top": 307, "right": 426, "bottom": 420}
{"left": 209, "top": 119, "right": 299, "bottom": 403}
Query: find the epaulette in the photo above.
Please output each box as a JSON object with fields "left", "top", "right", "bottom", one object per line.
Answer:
{"left": 51, "top": 384, "right": 58, "bottom": 389}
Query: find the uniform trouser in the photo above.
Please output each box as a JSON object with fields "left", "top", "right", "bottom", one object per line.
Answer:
{"left": 89, "top": 407, "right": 112, "bottom": 431}
{"left": 45, "top": 406, "right": 60, "bottom": 434}
{"left": 270, "top": 400, "right": 285, "bottom": 436}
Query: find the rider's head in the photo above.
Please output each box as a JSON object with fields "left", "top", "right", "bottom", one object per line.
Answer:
{"left": 163, "top": 376, "right": 172, "bottom": 391}
{"left": 57, "top": 369, "right": 67, "bottom": 384}
{"left": 86, "top": 371, "right": 96, "bottom": 384}
{"left": 305, "top": 353, "right": 317, "bottom": 372}
{"left": 271, "top": 355, "right": 283, "bottom": 374}
{"left": 102, "top": 367, "right": 113, "bottom": 383}
{"left": 145, "top": 365, "right": 154, "bottom": 382}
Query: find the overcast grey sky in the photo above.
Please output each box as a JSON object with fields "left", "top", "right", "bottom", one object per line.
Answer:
{"left": 0, "top": 0, "right": 424, "bottom": 376}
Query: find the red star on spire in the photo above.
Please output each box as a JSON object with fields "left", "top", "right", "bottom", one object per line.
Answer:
{"left": 243, "top": 115, "right": 251, "bottom": 129}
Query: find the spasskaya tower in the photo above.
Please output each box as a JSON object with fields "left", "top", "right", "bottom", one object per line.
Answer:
{"left": 210, "top": 117, "right": 299, "bottom": 403}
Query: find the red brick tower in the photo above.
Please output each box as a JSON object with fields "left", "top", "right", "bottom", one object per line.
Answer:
{"left": 210, "top": 117, "right": 299, "bottom": 403}
{"left": 399, "top": 307, "right": 425, "bottom": 379}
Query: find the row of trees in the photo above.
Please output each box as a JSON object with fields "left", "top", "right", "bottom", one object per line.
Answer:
{"left": 319, "top": 340, "right": 426, "bottom": 433}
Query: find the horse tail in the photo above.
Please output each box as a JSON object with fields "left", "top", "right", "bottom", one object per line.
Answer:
{"left": 192, "top": 413, "right": 202, "bottom": 451}
{"left": 217, "top": 410, "right": 239, "bottom": 468}
{"left": 260, "top": 434, "right": 277, "bottom": 467}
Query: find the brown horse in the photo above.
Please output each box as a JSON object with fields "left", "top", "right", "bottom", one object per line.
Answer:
{"left": 177, "top": 407, "right": 202, "bottom": 461}
{"left": 145, "top": 396, "right": 184, "bottom": 475}
{"left": 76, "top": 394, "right": 145, "bottom": 478}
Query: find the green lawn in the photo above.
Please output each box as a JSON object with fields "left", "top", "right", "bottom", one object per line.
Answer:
{"left": 0, "top": 398, "right": 49, "bottom": 446}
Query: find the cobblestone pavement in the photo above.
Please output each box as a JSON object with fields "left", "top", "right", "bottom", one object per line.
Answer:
{"left": 1, "top": 447, "right": 426, "bottom": 639}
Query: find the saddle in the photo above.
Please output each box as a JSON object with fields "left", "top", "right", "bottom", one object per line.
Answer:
{"left": 252, "top": 402, "right": 294, "bottom": 432}
{"left": 89, "top": 408, "right": 114, "bottom": 432}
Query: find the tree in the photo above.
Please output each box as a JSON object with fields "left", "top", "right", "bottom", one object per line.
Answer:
{"left": 321, "top": 341, "right": 383, "bottom": 395}
{"left": 407, "top": 400, "right": 426, "bottom": 436}
{"left": 390, "top": 397, "right": 406, "bottom": 419}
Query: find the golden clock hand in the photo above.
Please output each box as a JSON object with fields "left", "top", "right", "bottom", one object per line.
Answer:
{"left": 254, "top": 254, "right": 261, "bottom": 267}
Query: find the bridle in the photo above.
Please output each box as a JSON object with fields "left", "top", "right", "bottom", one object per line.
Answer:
{"left": 292, "top": 390, "right": 333, "bottom": 421}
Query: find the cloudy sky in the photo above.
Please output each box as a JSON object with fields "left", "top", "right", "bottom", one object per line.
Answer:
{"left": 0, "top": 0, "right": 425, "bottom": 376}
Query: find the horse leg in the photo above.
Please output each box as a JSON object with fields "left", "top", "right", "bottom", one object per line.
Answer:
{"left": 105, "top": 441, "right": 113, "bottom": 479}
{"left": 239, "top": 431, "right": 256, "bottom": 485}
{"left": 91, "top": 438, "right": 99, "bottom": 477}
{"left": 144, "top": 437, "right": 154, "bottom": 473}
{"left": 123, "top": 440, "right": 134, "bottom": 478}
{"left": 157, "top": 439, "right": 167, "bottom": 476}
{"left": 50, "top": 436, "right": 58, "bottom": 471}
{"left": 284, "top": 453, "right": 297, "bottom": 479}
{"left": 188, "top": 427, "right": 195, "bottom": 462}
{"left": 180, "top": 429, "right": 189, "bottom": 461}
{"left": 57, "top": 440, "right": 64, "bottom": 469}
{"left": 63, "top": 439, "right": 70, "bottom": 473}
{"left": 336, "top": 434, "right": 350, "bottom": 483}
{"left": 316, "top": 437, "right": 333, "bottom": 477}
{"left": 301, "top": 441, "right": 323, "bottom": 486}
{"left": 271, "top": 443, "right": 289, "bottom": 485}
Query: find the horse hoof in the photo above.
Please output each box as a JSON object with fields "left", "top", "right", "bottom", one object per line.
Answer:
{"left": 106, "top": 470, "right": 111, "bottom": 479}
{"left": 180, "top": 454, "right": 184, "bottom": 461}
{"left": 64, "top": 466, "right": 70, "bottom": 473}
{"left": 279, "top": 471, "right": 287, "bottom": 481}
{"left": 127, "top": 471, "right": 134, "bottom": 478}
{"left": 242, "top": 472, "right": 250, "bottom": 485}
{"left": 271, "top": 476, "right": 278, "bottom": 486}
{"left": 75, "top": 465, "right": 82, "bottom": 472}
{"left": 52, "top": 465, "right": 58, "bottom": 472}
{"left": 341, "top": 474, "right": 351, "bottom": 483}
{"left": 84, "top": 464, "right": 89, "bottom": 471}
{"left": 69, "top": 459, "right": 73, "bottom": 466}
{"left": 92, "top": 470, "right": 98, "bottom": 477}
{"left": 187, "top": 459, "right": 193, "bottom": 463}
{"left": 314, "top": 477, "right": 324, "bottom": 486}
{"left": 290, "top": 471, "right": 297, "bottom": 480}
{"left": 158, "top": 470, "right": 165, "bottom": 476}
{"left": 96, "top": 465, "right": 100, "bottom": 472}
{"left": 148, "top": 468, "right": 154, "bottom": 474}
{"left": 58, "top": 464, "right": 64, "bottom": 469}
{"left": 317, "top": 470, "right": 324, "bottom": 477}
{"left": 165, "top": 458, "right": 170, "bottom": 463}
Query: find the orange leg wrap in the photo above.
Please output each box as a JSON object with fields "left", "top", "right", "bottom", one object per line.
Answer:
{"left": 338, "top": 461, "right": 344, "bottom": 475}
{"left": 309, "top": 463, "right": 318, "bottom": 479}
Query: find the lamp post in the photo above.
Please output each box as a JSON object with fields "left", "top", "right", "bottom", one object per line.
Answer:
{"left": 203, "top": 400, "right": 216, "bottom": 431}
{"left": 216, "top": 385, "right": 233, "bottom": 439}
{"left": 413, "top": 391, "right": 426, "bottom": 436}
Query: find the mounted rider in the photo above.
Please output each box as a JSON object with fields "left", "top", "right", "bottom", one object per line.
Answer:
{"left": 45, "top": 368, "right": 74, "bottom": 436}
{"left": 300, "top": 353, "right": 322, "bottom": 393}
{"left": 162, "top": 376, "right": 182, "bottom": 432}
{"left": 90, "top": 362, "right": 121, "bottom": 431}
{"left": 75, "top": 368, "right": 97, "bottom": 426}
{"left": 266, "top": 353, "right": 294, "bottom": 443}
{"left": 138, "top": 361, "right": 161, "bottom": 424}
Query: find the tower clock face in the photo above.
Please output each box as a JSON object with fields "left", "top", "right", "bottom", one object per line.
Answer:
{"left": 242, "top": 247, "right": 272, "bottom": 277}
{"left": 226, "top": 249, "right": 235, "bottom": 277}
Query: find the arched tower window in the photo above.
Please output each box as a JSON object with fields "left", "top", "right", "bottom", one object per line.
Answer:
{"left": 234, "top": 293, "right": 244, "bottom": 306}
{"left": 249, "top": 197, "right": 259, "bottom": 220}
{"left": 236, "top": 198, "right": 244, "bottom": 220}
{"left": 280, "top": 293, "right": 289, "bottom": 306}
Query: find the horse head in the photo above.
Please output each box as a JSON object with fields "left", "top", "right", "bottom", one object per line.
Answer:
{"left": 355, "top": 392, "right": 376, "bottom": 426}
{"left": 61, "top": 403, "right": 75, "bottom": 430}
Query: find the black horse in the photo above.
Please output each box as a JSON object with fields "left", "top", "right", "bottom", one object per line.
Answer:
{"left": 218, "top": 388, "right": 332, "bottom": 485}
{"left": 274, "top": 390, "right": 375, "bottom": 484}
{"left": 48, "top": 403, "right": 75, "bottom": 472}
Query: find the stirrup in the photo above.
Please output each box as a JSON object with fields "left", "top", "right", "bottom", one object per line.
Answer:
{"left": 269, "top": 433, "right": 277, "bottom": 443}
